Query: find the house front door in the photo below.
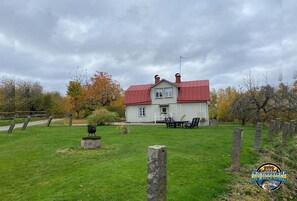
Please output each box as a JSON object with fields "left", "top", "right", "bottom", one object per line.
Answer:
{"left": 160, "top": 106, "right": 169, "bottom": 119}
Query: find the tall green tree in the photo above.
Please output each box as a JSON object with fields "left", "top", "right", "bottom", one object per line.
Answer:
{"left": 15, "top": 81, "right": 43, "bottom": 111}
{"left": 43, "top": 92, "right": 66, "bottom": 116}
{"left": 0, "top": 78, "right": 16, "bottom": 112}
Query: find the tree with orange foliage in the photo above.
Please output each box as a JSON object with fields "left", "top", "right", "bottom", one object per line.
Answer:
{"left": 85, "top": 71, "right": 123, "bottom": 111}
{"left": 66, "top": 81, "right": 86, "bottom": 118}
{"left": 216, "top": 87, "right": 238, "bottom": 121}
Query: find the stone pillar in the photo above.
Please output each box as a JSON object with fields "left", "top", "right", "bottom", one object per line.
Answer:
{"left": 22, "top": 116, "right": 31, "bottom": 130}
{"left": 147, "top": 145, "right": 167, "bottom": 201}
{"left": 295, "top": 119, "right": 297, "bottom": 135}
{"left": 288, "top": 120, "right": 295, "bottom": 137}
{"left": 282, "top": 122, "right": 289, "bottom": 146}
{"left": 231, "top": 128, "right": 243, "bottom": 172}
{"left": 7, "top": 119, "right": 16, "bottom": 134}
{"left": 267, "top": 120, "right": 275, "bottom": 142}
{"left": 274, "top": 118, "right": 281, "bottom": 135}
{"left": 254, "top": 123, "right": 262, "bottom": 152}
{"left": 46, "top": 116, "right": 53, "bottom": 127}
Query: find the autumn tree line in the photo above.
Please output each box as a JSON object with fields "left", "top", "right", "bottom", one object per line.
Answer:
{"left": 0, "top": 77, "right": 66, "bottom": 116}
{"left": 1, "top": 69, "right": 296, "bottom": 125}
{"left": 66, "top": 71, "right": 124, "bottom": 118}
{"left": 0, "top": 71, "right": 124, "bottom": 119}
{"left": 209, "top": 72, "right": 297, "bottom": 125}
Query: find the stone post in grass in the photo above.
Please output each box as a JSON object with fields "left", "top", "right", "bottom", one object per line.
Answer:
{"left": 7, "top": 118, "right": 16, "bottom": 134}
{"left": 282, "top": 122, "right": 289, "bottom": 146}
{"left": 147, "top": 145, "right": 167, "bottom": 201}
{"left": 274, "top": 118, "right": 281, "bottom": 135}
{"left": 22, "top": 116, "right": 30, "bottom": 130}
{"left": 288, "top": 120, "right": 295, "bottom": 137}
{"left": 267, "top": 120, "right": 275, "bottom": 142}
{"left": 254, "top": 123, "right": 262, "bottom": 152}
{"left": 46, "top": 116, "right": 53, "bottom": 127}
{"left": 294, "top": 119, "right": 297, "bottom": 135}
{"left": 231, "top": 128, "right": 243, "bottom": 172}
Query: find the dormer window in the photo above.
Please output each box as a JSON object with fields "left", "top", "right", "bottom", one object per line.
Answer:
{"left": 164, "top": 87, "right": 173, "bottom": 98}
{"left": 155, "top": 88, "right": 163, "bottom": 98}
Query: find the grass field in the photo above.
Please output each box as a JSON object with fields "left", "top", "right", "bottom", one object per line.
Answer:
{"left": 0, "top": 123, "right": 263, "bottom": 200}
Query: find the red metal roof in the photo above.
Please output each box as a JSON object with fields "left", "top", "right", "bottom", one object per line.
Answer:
{"left": 124, "top": 80, "right": 210, "bottom": 105}
{"left": 124, "top": 84, "right": 153, "bottom": 105}
{"left": 176, "top": 80, "right": 210, "bottom": 103}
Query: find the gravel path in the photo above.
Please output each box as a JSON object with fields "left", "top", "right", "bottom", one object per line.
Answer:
{"left": 0, "top": 119, "right": 62, "bottom": 132}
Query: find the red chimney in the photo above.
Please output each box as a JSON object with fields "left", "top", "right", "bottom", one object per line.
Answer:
{"left": 175, "top": 73, "right": 181, "bottom": 83}
{"left": 154, "top": 75, "right": 160, "bottom": 84}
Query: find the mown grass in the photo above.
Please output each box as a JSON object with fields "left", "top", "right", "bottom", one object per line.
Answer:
{"left": 0, "top": 123, "right": 263, "bottom": 201}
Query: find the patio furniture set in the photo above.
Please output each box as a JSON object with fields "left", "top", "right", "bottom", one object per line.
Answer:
{"left": 164, "top": 117, "right": 200, "bottom": 128}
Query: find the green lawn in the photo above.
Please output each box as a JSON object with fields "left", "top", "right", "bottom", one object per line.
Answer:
{"left": 0, "top": 124, "right": 264, "bottom": 201}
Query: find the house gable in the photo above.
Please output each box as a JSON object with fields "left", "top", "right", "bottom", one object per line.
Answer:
{"left": 150, "top": 79, "right": 179, "bottom": 105}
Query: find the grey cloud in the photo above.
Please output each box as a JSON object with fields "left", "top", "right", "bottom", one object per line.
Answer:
{"left": 0, "top": 0, "right": 296, "bottom": 95}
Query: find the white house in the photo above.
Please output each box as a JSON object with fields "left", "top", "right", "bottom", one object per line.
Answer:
{"left": 124, "top": 73, "right": 210, "bottom": 123}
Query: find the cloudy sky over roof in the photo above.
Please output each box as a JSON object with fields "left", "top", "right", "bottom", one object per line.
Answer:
{"left": 0, "top": 0, "right": 296, "bottom": 94}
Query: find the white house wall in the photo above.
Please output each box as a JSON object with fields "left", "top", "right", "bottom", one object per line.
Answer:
{"left": 126, "top": 105, "right": 159, "bottom": 122}
{"left": 176, "top": 102, "right": 209, "bottom": 123}
{"left": 126, "top": 102, "right": 209, "bottom": 123}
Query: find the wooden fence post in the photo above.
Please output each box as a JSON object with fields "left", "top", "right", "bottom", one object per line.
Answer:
{"left": 7, "top": 119, "right": 16, "bottom": 134}
{"left": 68, "top": 113, "right": 73, "bottom": 126}
{"left": 46, "top": 116, "right": 53, "bottom": 127}
{"left": 22, "top": 116, "right": 31, "bottom": 130}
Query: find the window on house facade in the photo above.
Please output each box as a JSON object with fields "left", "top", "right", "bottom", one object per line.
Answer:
{"left": 139, "top": 107, "right": 146, "bottom": 117}
{"left": 161, "top": 107, "right": 167, "bottom": 114}
{"left": 155, "top": 88, "right": 163, "bottom": 98}
{"left": 164, "top": 87, "right": 173, "bottom": 98}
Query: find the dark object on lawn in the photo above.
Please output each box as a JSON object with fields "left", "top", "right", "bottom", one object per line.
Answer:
{"left": 88, "top": 124, "right": 96, "bottom": 136}
{"left": 165, "top": 117, "right": 175, "bottom": 128}
{"left": 165, "top": 117, "right": 176, "bottom": 128}
{"left": 185, "top": 118, "right": 200, "bottom": 128}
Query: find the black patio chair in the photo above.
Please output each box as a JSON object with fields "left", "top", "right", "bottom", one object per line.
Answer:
{"left": 165, "top": 117, "right": 175, "bottom": 128}
{"left": 185, "top": 118, "right": 200, "bottom": 128}
{"left": 194, "top": 117, "right": 200, "bottom": 127}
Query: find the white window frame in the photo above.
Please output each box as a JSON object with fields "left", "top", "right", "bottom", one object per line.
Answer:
{"left": 164, "top": 87, "right": 173, "bottom": 98}
{"left": 160, "top": 106, "right": 168, "bottom": 114}
{"left": 155, "top": 88, "right": 163, "bottom": 98}
{"left": 139, "top": 107, "right": 146, "bottom": 117}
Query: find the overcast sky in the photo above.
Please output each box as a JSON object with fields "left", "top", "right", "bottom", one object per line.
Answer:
{"left": 0, "top": 0, "right": 296, "bottom": 95}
